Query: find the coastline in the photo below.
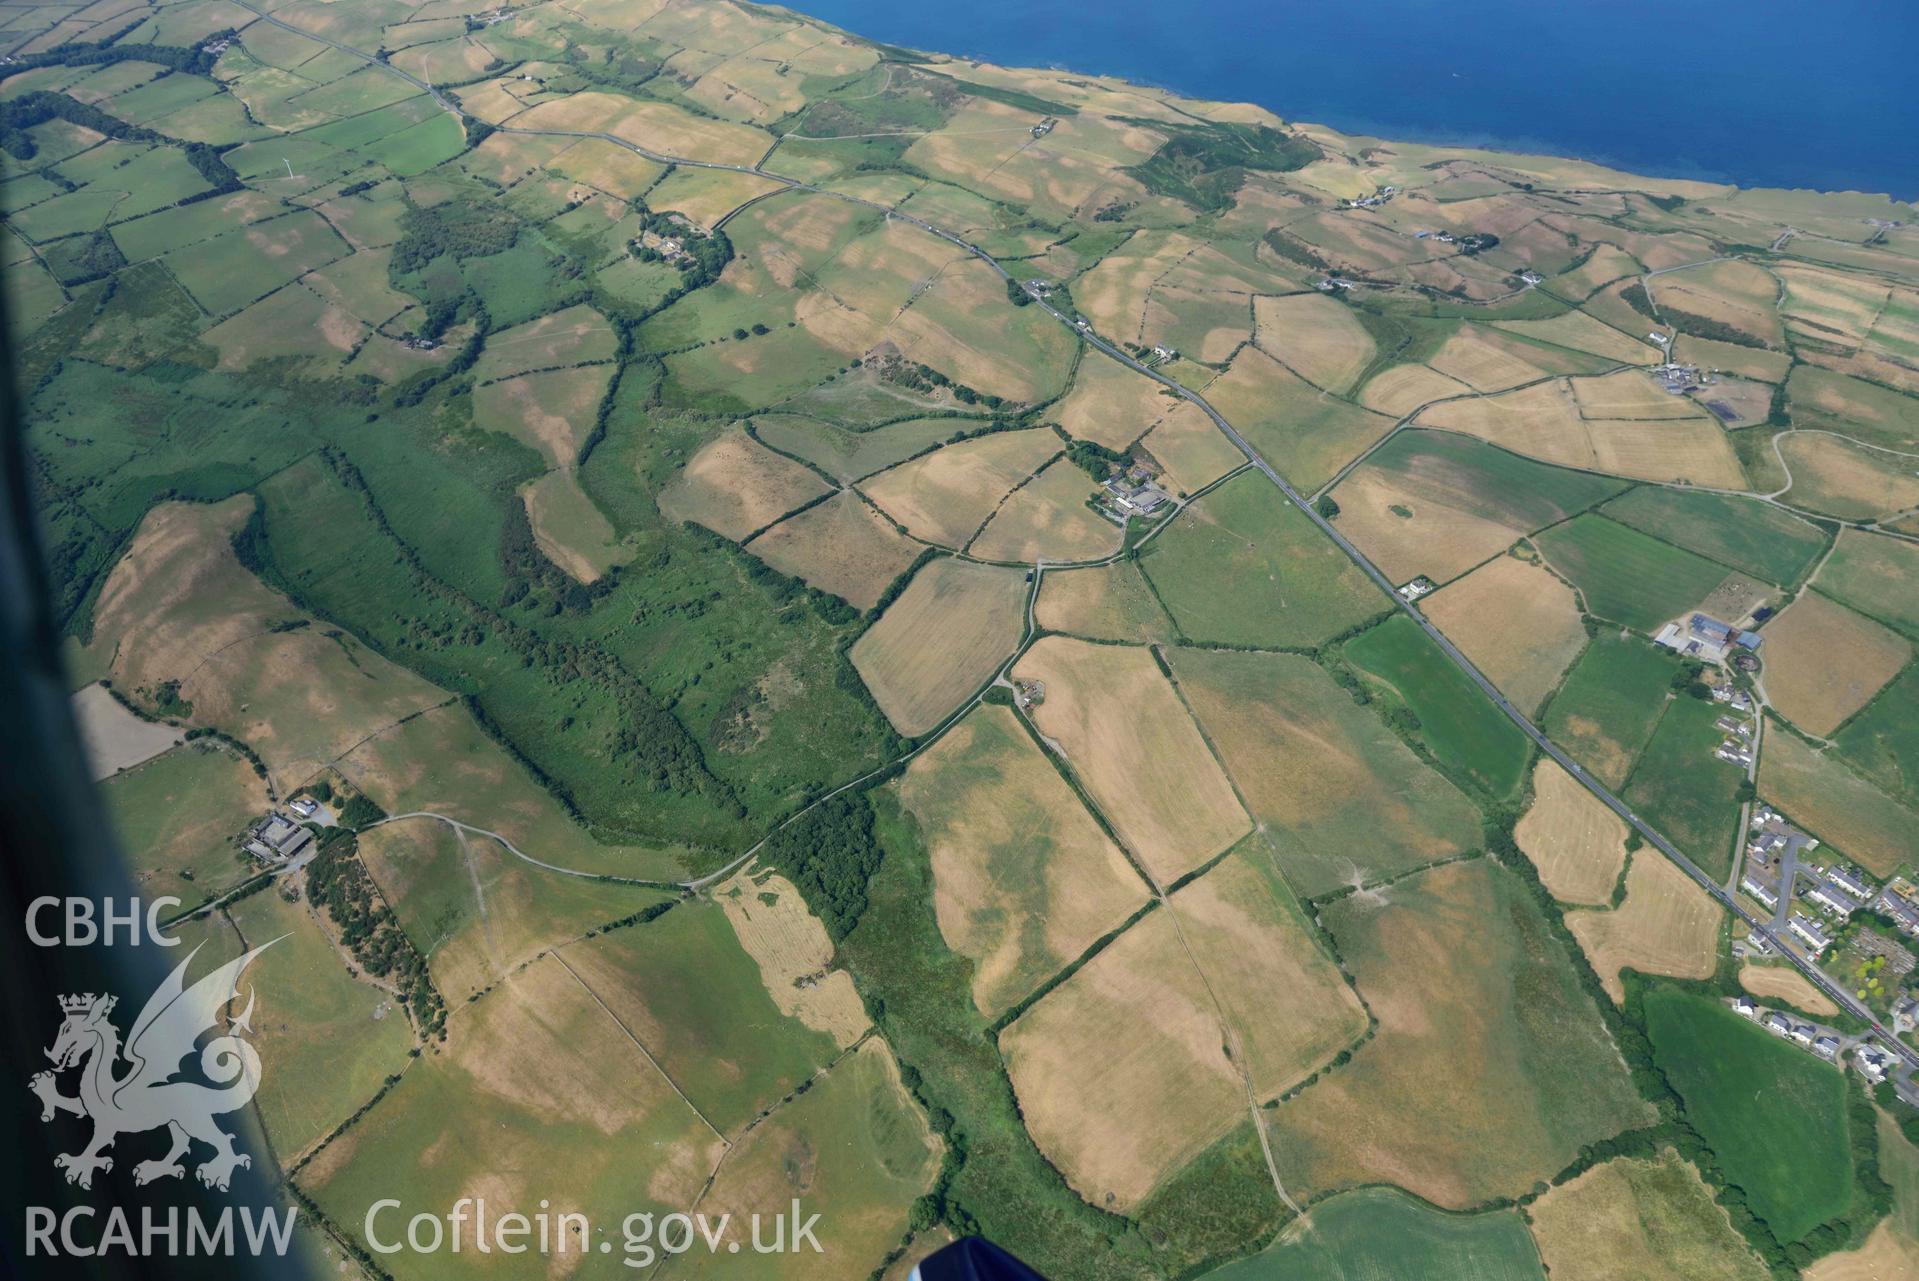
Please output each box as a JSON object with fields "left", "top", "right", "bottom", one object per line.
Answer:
{"left": 776, "top": 0, "right": 1919, "bottom": 202}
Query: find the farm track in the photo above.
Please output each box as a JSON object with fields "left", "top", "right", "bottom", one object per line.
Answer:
{"left": 224, "top": 0, "right": 1919, "bottom": 1068}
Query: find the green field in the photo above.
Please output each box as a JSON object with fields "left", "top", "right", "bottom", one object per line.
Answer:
{"left": 751, "top": 413, "right": 964, "bottom": 482}
{"left": 1536, "top": 514, "right": 1737, "bottom": 632}
{"left": 224, "top": 886, "right": 418, "bottom": 1159}
{"left": 1541, "top": 632, "right": 1686, "bottom": 787}
{"left": 1819, "top": 532, "right": 1919, "bottom": 637}
{"left": 1836, "top": 668, "right": 1919, "bottom": 809}
{"left": 1344, "top": 614, "right": 1532, "bottom": 799}
{"left": 561, "top": 897, "right": 847, "bottom": 1136}
{"left": 103, "top": 743, "right": 265, "bottom": 911}
{"left": 1140, "top": 470, "right": 1384, "bottom": 648}
{"left": 163, "top": 210, "right": 350, "bottom": 315}
{"left": 1600, "top": 487, "right": 1828, "bottom": 586}
{"left": 1643, "top": 986, "right": 1854, "bottom": 1244}
{"left": 1365, "top": 428, "right": 1630, "bottom": 530}
{"left": 1202, "top": 1187, "right": 1543, "bottom": 1280}
{"left": 1266, "top": 858, "right": 1650, "bottom": 1208}
{"left": 1622, "top": 696, "right": 1747, "bottom": 880}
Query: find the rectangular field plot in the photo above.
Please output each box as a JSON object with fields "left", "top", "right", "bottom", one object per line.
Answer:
{"left": 1777, "top": 433, "right": 1919, "bottom": 523}
{"left": 1516, "top": 758, "right": 1631, "bottom": 906}
{"left": 851, "top": 557, "right": 1027, "bottom": 736}
{"left": 299, "top": 957, "right": 725, "bottom": 1277}
{"left": 1423, "top": 554, "right": 1588, "bottom": 714}
{"left": 1141, "top": 469, "right": 1382, "bottom": 648}
{"left": 679, "top": 1039, "right": 940, "bottom": 1280}
{"left": 900, "top": 704, "right": 1149, "bottom": 1016}
{"left": 560, "top": 896, "right": 854, "bottom": 1137}
{"left": 1836, "top": 669, "right": 1919, "bottom": 814}
{"left": 1265, "top": 858, "right": 1650, "bottom": 1209}
{"left": 1761, "top": 591, "right": 1910, "bottom": 737}
{"left": 103, "top": 742, "right": 269, "bottom": 912}
{"left": 1759, "top": 724, "right": 1919, "bottom": 878}
{"left": 1599, "top": 486, "right": 1829, "bottom": 586}
{"left": 1345, "top": 614, "right": 1532, "bottom": 800}
{"left": 1012, "top": 636, "right": 1249, "bottom": 884}
{"left": 1168, "top": 648, "right": 1480, "bottom": 898}
{"left": 744, "top": 490, "right": 922, "bottom": 612}
{"left": 1621, "top": 697, "right": 1747, "bottom": 881}
{"left": 1002, "top": 851, "right": 1362, "bottom": 1210}
{"left": 1330, "top": 428, "right": 1628, "bottom": 586}
{"left": 969, "top": 458, "right": 1122, "bottom": 564}
{"left": 1205, "top": 1186, "right": 1546, "bottom": 1281}
{"left": 1819, "top": 531, "right": 1919, "bottom": 637}
{"left": 1541, "top": 631, "right": 1684, "bottom": 788}
{"left": 860, "top": 428, "right": 1061, "bottom": 549}
{"left": 1202, "top": 345, "right": 1396, "bottom": 491}
{"left": 1033, "top": 560, "right": 1177, "bottom": 644}
{"left": 221, "top": 886, "right": 420, "bottom": 1162}
{"left": 161, "top": 209, "right": 349, "bottom": 316}
{"left": 1644, "top": 986, "right": 1854, "bottom": 1245}
{"left": 1536, "top": 514, "right": 1745, "bottom": 632}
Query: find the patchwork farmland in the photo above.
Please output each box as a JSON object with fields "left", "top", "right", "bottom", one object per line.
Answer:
{"left": 9, "top": 1, "right": 1918, "bottom": 1276}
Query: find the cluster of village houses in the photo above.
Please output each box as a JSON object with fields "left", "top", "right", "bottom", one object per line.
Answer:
{"left": 1732, "top": 995, "right": 1899, "bottom": 1085}
{"left": 1740, "top": 803, "right": 1919, "bottom": 1027}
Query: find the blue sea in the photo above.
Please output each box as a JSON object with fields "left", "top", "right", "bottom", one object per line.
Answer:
{"left": 789, "top": 0, "right": 1919, "bottom": 199}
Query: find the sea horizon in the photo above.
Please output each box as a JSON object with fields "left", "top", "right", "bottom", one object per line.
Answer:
{"left": 784, "top": 0, "right": 1919, "bottom": 200}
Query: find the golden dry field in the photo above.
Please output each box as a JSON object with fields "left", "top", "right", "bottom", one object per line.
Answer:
{"left": 1034, "top": 561, "right": 1179, "bottom": 643}
{"left": 1254, "top": 292, "right": 1376, "bottom": 394}
{"left": 660, "top": 428, "right": 836, "bottom": 541}
{"left": 850, "top": 557, "right": 1027, "bottom": 735}
{"left": 1326, "top": 465, "right": 1527, "bottom": 586}
{"left": 1012, "top": 636, "right": 1250, "bottom": 885}
{"left": 1760, "top": 591, "right": 1911, "bottom": 736}
{"left": 1423, "top": 555, "right": 1587, "bottom": 712}
{"left": 1515, "top": 758, "right": 1630, "bottom": 906}
{"left": 1566, "top": 853, "right": 1723, "bottom": 1002}
{"left": 970, "top": 459, "right": 1123, "bottom": 563}
{"left": 861, "top": 428, "right": 1061, "bottom": 548}
{"left": 1738, "top": 963, "right": 1841, "bottom": 1018}
{"left": 1527, "top": 1150, "right": 1766, "bottom": 1281}
{"left": 745, "top": 491, "right": 922, "bottom": 611}
{"left": 899, "top": 704, "right": 1150, "bottom": 1016}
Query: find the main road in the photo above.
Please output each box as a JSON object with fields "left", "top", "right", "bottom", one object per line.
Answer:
{"left": 226, "top": 0, "right": 1914, "bottom": 1067}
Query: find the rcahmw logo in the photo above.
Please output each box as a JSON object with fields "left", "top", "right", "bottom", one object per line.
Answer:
{"left": 24, "top": 929, "right": 299, "bottom": 1259}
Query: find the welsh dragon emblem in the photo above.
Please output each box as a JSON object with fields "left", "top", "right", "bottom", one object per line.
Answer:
{"left": 31, "top": 940, "right": 279, "bottom": 1192}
